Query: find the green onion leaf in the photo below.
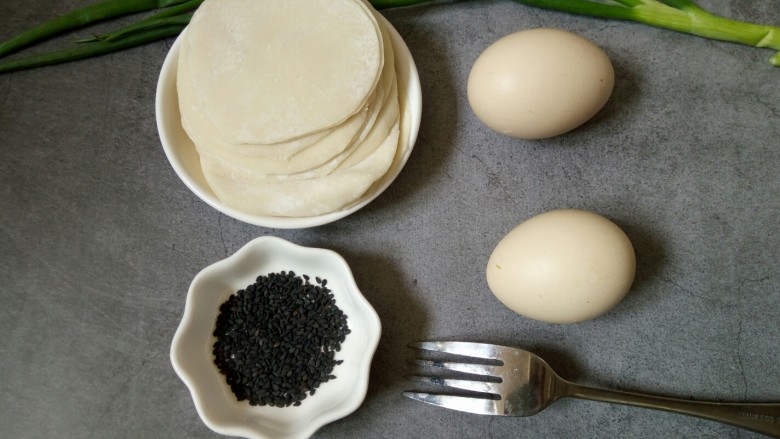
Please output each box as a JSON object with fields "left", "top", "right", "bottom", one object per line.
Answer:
{"left": 0, "top": 0, "right": 191, "bottom": 58}
{"left": 1, "top": 0, "right": 778, "bottom": 74}
{"left": 79, "top": 13, "right": 193, "bottom": 43}
{"left": 511, "top": 0, "right": 780, "bottom": 66}
{"left": 78, "top": 0, "right": 202, "bottom": 43}
{"left": 0, "top": 25, "right": 184, "bottom": 74}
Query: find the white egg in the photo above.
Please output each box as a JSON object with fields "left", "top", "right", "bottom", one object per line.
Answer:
{"left": 467, "top": 28, "right": 614, "bottom": 139}
{"left": 486, "top": 209, "right": 635, "bottom": 324}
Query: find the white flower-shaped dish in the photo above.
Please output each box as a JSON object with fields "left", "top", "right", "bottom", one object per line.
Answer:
{"left": 155, "top": 17, "right": 421, "bottom": 229}
{"left": 170, "top": 237, "right": 382, "bottom": 439}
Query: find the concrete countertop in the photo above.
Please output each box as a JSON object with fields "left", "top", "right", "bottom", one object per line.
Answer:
{"left": 1, "top": 1, "right": 778, "bottom": 438}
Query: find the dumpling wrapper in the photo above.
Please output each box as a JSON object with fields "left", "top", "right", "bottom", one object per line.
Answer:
{"left": 177, "top": 30, "right": 366, "bottom": 161}
{"left": 182, "top": 73, "right": 382, "bottom": 175}
{"left": 198, "top": 77, "right": 398, "bottom": 182}
{"left": 200, "top": 121, "right": 401, "bottom": 217}
{"left": 198, "top": 75, "right": 400, "bottom": 182}
{"left": 180, "top": 26, "right": 398, "bottom": 178}
{"left": 183, "top": 0, "right": 384, "bottom": 145}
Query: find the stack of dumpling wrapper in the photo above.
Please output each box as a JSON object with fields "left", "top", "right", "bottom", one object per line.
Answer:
{"left": 177, "top": 0, "right": 402, "bottom": 217}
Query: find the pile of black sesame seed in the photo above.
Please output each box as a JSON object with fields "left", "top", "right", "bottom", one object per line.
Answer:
{"left": 212, "top": 271, "right": 350, "bottom": 407}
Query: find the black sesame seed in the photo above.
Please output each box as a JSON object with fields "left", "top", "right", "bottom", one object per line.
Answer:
{"left": 212, "top": 271, "right": 349, "bottom": 407}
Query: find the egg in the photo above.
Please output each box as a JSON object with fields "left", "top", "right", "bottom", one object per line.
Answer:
{"left": 486, "top": 209, "right": 635, "bottom": 324}
{"left": 467, "top": 28, "right": 614, "bottom": 139}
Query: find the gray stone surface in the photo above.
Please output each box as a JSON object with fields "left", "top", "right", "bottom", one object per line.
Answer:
{"left": 1, "top": 1, "right": 779, "bottom": 438}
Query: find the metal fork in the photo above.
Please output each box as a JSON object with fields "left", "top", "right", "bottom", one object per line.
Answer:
{"left": 404, "top": 341, "right": 780, "bottom": 437}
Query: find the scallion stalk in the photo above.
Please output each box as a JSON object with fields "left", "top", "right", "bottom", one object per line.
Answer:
{"left": 512, "top": 0, "right": 780, "bottom": 65}
{"left": 0, "top": 25, "right": 184, "bottom": 74}
{"left": 0, "top": 0, "right": 778, "bottom": 75}
{"left": 0, "top": 0, "right": 190, "bottom": 58}
{"left": 78, "top": 13, "right": 193, "bottom": 43}
{"left": 78, "top": 0, "right": 201, "bottom": 42}
{"left": 369, "top": 0, "right": 437, "bottom": 9}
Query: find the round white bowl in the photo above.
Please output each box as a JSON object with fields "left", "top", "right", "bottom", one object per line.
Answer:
{"left": 170, "top": 237, "right": 382, "bottom": 439}
{"left": 156, "top": 18, "right": 422, "bottom": 229}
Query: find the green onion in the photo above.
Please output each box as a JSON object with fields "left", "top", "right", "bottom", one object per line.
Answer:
{"left": 0, "top": 25, "right": 184, "bottom": 74}
{"left": 512, "top": 0, "right": 780, "bottom": 66}
{"left": 78, "top": 0, "right": 200, "bottom": 42}
{"left": 0, "top": 0, "right": 778, "bottom": 75}
{"left": 369, "top": 0, "right": 437, "bottom": 8}
{"left": 77, "top": 13, "right": 193, "bottom": 43}
{"left": 0, "top": 0, "right": 190, "bottom": 58}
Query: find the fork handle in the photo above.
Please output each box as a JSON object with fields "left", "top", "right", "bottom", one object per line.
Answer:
{"left": 564, "top": 381, "right": 780, "bottom": 437}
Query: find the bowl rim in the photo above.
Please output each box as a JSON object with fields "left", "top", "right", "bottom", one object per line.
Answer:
{"left": 170, "top": 236, "right": 382, "bottom": 439}
{"left": 155, "top": 17, "right": 422, "bottom": 229}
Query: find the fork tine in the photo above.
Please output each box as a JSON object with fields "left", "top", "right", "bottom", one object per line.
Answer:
{"left": 410, "top": 341, "right": 505, "bottom": 361}
{"left": 403, "top": 391, "right": 500, "bottom": 415}
{"left": 406, "top": 375, "right": 501, "bottom": 394}
{"left": 408, "top": 359, "right": 500, "bottom": 377}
